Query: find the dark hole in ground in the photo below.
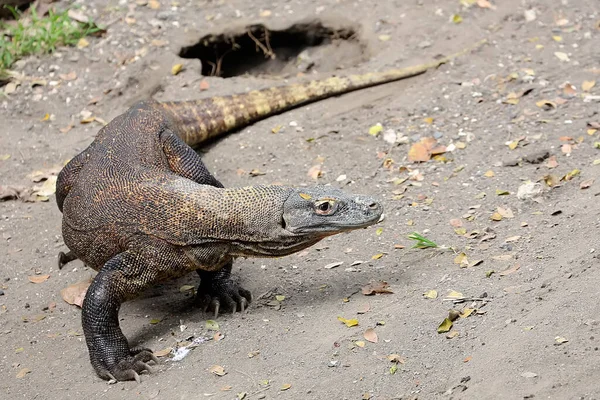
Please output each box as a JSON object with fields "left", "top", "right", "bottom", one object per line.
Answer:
{"left": 178, "top": 20, "right": 365, "bottom": 78}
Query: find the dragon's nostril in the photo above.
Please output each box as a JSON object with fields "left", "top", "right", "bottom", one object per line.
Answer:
{"left": 368, "top": 202, "right": 378, "bottom": 209}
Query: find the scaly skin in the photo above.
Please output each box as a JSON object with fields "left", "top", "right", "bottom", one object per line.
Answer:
{"left": 56, "top": 40, "right": 486, "bottom": 382}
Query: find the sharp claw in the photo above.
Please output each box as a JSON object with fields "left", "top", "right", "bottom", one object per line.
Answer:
{"left": 213, "top": 301, "right": 220, "bottom": 318}
{"left": 240, "top": 299, "right": 246, "bottom": 312}
{"left": 133, "top": 371, "right": 141, "bottom": 384}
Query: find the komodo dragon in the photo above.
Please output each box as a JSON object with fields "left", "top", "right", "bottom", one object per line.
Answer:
{"left": 56, "top": 40, "right": 486, "bottom": 382}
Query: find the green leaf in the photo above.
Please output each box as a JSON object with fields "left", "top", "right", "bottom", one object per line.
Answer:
{"left": 437, "top": 318, "right": 453, "bottom": 333}
{"left": 205, "top": 320, "right": 219, "bottom": 331}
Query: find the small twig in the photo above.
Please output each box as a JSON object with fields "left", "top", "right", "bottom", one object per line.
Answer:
{"left": 246, "top": 29, "right": 275, "bottom": 59}
{"left": 262, "top": 27, "right": 274, "bottom": 58}
{"left": 442, "top": 297, "right": 491, "bottom": 303}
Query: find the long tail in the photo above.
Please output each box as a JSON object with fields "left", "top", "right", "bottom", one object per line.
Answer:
{"left": 157, "top": 39, "right": 487, "bottom": 147}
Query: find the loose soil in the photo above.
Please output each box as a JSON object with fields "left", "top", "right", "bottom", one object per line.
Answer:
{"left": 1, "top": 0, "right": 599, "bottom": 399}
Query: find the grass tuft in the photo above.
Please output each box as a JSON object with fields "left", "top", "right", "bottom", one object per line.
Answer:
{"left": 407, "top": 232, "right": 438, "bottom": 249}
{"left": 0, "top": 6, "right": 101, "bottom": 72}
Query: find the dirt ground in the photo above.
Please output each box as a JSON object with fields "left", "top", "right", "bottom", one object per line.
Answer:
{"left": 1, "top": 0, "right": 600, "bottom": 398}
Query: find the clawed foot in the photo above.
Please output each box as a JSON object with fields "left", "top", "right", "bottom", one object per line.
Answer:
{"left": 94, "top": 348, "right": 158, "bottom": 383}
{"left": 196, "top": 279, "right": 252, "bottom": 318}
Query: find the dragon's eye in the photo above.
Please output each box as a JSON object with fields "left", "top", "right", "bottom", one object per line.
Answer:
{"left": 315, "top": 200, "right": 336, "bottom": 215}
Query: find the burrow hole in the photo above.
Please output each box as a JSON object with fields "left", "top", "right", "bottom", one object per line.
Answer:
{"left": 178, "top": 20, "right": 367, "bottom": 78}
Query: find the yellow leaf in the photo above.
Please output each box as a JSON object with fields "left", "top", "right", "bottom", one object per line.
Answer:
{"left": 496, "top": 189, "right": 510, "bottom": 196}
{"left": 355, "top": 340, "right": 366, "bottom": 347}
{"left": 368, "top": 123, "right": 383, "bottom": 136}
{"left": 588, "top": 129, "right": 597, "bottom": 135}
{"left": 504, "top": 98, "right": 519, "bottom": 105}
{"left": 280, "top": 384, "right": 292, "bottom": 391}
{"left": 76, "top": 38, "right": 89, "bottom": 49}
{"left": 582, "top": 80, "right": 596, "bottom": 92}
{"left": 271, "top": 125, "right": 282, "bottom": 133}
{"left": 206, "top": 320, "right": 219, "bottom": 330}
{"left": 460, "top": 308, "right": 475, "bottom": 318}
{"left": 149, "top": 318, "right": 161, "bottom": 324}
{"left": 376, "top": 228, "right": 383, "bottom": 236}
{"left": 484, "top": 170, "right": 495, "bottom": 177}
{"left": 507, "top": 140, "right": 519, "bottom": 150}
{"left": 423, "top": 117, "right": 434, "bottom": 125}
{"left": 552, "top": 35, "right": 562, "bottom": 42}
{"left": 451, "top": 14, "right": 463, "bottom": 24}
{"left": 42, "top": 113, "right": 50, "bottom": 121}
{"left": 447, "top": 290, "right": 464, "bottom": 299}
{"left": 490, "top": 212, "right": 502, "bottom": 221}
{"left": 454, "top": 252, "right": 468, "bottom": 265}
{"left": 371, "top": 253, "right": 384, "bottom": 260}
{"left": 423, "top": 290, "right": 438, "bottom": 299}
{"left": 562, "top": 169, "right": 580, "bottom": 181}
{"left": 171, "top": 64, "right": 184, "bottom": 75}
{"left": 337, "top": 316, "right": 359, "bottom": 327}
{"left": 437, "top": 318, "right": 453, "bottom": 333}
{"left": 378, "top": 34, "right": 391, "bottom": 41}
{"left": 455, "top": 142, "right": 466, "bottom": 149}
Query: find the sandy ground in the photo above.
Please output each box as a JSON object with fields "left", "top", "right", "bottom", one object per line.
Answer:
{"left": 1, "top": 0, "right": 600, "bottom": 398}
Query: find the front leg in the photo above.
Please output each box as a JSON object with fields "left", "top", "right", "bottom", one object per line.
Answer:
{"left": 196, "top": 261, "right": 252, "bottom": 317}
{"left": 82, "top": 252, "right": 158, "bottom": 382}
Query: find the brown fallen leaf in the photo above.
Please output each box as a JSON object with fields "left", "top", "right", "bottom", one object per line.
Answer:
{"left": 60, "top": 279, "right": 92, "bottom": 307}
{"left": 580, "top": 178, "right": 594, "bottom": 189}
{"left": 209, "top": 365, "right": 226, "bottom": 376}
{"left": 154, "top": 347, "right": 172, "bottom": 357}
{"left": 364, "top": 328, "right": 378, "bottom": 343}
{"left": 357, "top": 303, "right": 370, "bottom": 314}
{"left": 499, "top": 263, "right": 520, "bottom": 276}
{"left": 307, "top": 165, "right": 322, "bottom": 179}
{"left": 582, "top": 80, "right": 596, "bottom": 92}
{"left": 28, "top": 274, "right": 50, "bottom": 284}
{"left": 361, "top": 281, "right": 394, "bottom": 295}
{"left": 16, "top": 368, "right": 31, "bottom": 379}
{"left": 546, "top": 156, "right": 558, "bottom": 169}
{"left": 199, "top": 80, "right": 210, "bottom": 91}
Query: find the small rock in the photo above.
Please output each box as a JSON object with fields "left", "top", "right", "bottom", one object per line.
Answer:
{"left": 0, "top": 289, "right": 4, "bottom": 296}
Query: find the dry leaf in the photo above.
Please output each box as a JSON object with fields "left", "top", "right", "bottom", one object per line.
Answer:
{"left": 357, "top": 303, "right": 370, "bottom": 314}
{"left": 580, "top": 178, "right": 594, "bottom": 189}
{"left": 449, "top": 219, "right": 463, "bottom": 228}
{"left": 154, "top": 347, "right": 172, "bottom": 357}
{"left": 484, "top": 170, "right": 495, "bottom": 177}
{"left": 60, "top": 280, "right": 91, "bottom": 307}
{"left": 563, "top": 83, "right": 577, "bottom": 96}
{"left": 546, "top": 156, "right": 558, "bottom": 169}
{"left": 582, "top": 81, "right": 596, "bottom": 92}
{"left": 355, "top": 340, "right": 365, "bottom": 348}
{"left": 307, "top": 165, "right": 322, "bottom": 179}
{"left": 148, "top": 0, "right": 160, "bottom": 9}
{"left": 423, "top": 290, "right": 438, "bottom": 299}
{"left": 497, "top": 207, "right": 514, "bottom": 218}
{"left": 16, "top": 368, "right": 31, "bottom": 379}
{"left": 554, "top": 52, "right": 570, "bottom": 62}
{"left": 361, "top": 281, "right": 393, "bottom": 295}
{"left": 499, "top": 263, "right": 520, "bottom": 276}
{"left": 28, "top": 274, "right": 50, "bottom": 284}
{"left": 209, "top": 365, "right": 226, "bottom": 376}
{"left": 280, "top": 383, "right": 292, "bottom": 391}
{"left": 199, "top": 80, "right": 210, "bottom": 91}
{"left": 368, "top": 123, "right": 383, "bottom": 136}
{"left": 364, "top": 328, "right": 378, "bottom": 343}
